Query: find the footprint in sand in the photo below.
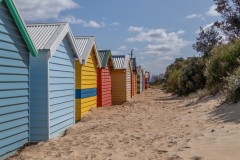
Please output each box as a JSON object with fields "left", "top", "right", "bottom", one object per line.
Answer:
{"left": 191, "top": 156, "right": 204, "bottom": 160}
{"left": 125, "top": 151, "right": 137, "bottom": 158}
{"left": 168, "top": 155, "right": 183, "bottom": 160}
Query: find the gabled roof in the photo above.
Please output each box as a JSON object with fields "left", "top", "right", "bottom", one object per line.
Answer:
{"left": 2, "top": 0, "right": 38, "bottom": 56}
{"left": 26, "top": 23, "right": 80, "bottom": 59}
{"left": 145, "top": 71, "right": 150, "bottom": 78}
{"left": 74, "top": 36, "right": 100, "bottom": 67}
{"left": 137, "top": 66, "right": 142, "bottom": 75}
{"left": 112, "top": 55, "right": 130, "bottom": 69}
{"left": 130, "top": 58, "right": 137, "bottom": 73}
{"left": 98, "top": 50, "right": 115, "bottom": 69}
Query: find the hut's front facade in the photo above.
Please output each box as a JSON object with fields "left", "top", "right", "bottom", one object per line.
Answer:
{"left": 142, "top": 69, "right": 145, "bottom": 91}
{"left": 130, "top": 58, "right": 137, "bottom": 97}
{"left": 97, "top": 50, "right": 114, "bottom": 107}
{"left": 0, "top": 0, "right": 38, "bottom": 158}
{"left": 135, "top": 73, "right": 137, "bottom": 95}
{"left": 111, "top": 55, "right": 131, "bottom": 105}
{"left": 131, "top": 71, "right": 134, "bottom": 97}
{"left": 27, "top": 23, "right": 79, "bottom": 142}
{"left": 145, "top": 71, "right": 150, "bottom": 90}
{"left": 74, "top": 36, "right": 100, "bottom": 121}
{"left": 137, "top": 66, "right": 143, "bottom": 94}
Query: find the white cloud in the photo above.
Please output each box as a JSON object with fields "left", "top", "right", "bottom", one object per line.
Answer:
{"left": 126, "top": 26, "right": 190, "bottom": 61}
{"left": 185, "top": 14, "right": 205, "bottom": 20}
{"left": 15, "top": 0, "right": 79, "bottom": 21}
{"left": 16, "top": 0, "right": 105, "bottom": 28}
{"left": 196, "top": 22, "right": 228, "bottom": 43}
{"left": 59, "top": 16, "right": 105, "bottom": 28}
{"left": 206, "top": 5, "right": 221, "bottom": 17}
{"left": 110, "top": 22, "right": 120, "bottom": 26}
{"left": 139, "top": 56, "right": 145, "bottom": 60}
{"left": 128, "top": 26, "right": 145, "bottom": 32}
{"left": 196, "top": 22, "right": 214, "bottom": 34}
{"left": 112, "top": 45, "right": 129, "bottom": 55}
{"left": 117, "top": 45, "right": 127, "bottom": 51}
{"left": 87, "top": 20, "right": 105, "bottom": 28}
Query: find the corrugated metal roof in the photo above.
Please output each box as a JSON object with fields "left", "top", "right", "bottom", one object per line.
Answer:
{"left": 27, "top": 23, "right": 61, "bottom": 50}
{"left": 112, "top": 55, "right": 129, "bottom": 69}
{"left": 137, "top": 66, "right": 141, "bottom": 75}
{"left": 74, "top": 36, "right": 100, "bottom": 67}
{"left": 145, "top": 71, "right": 150, "bottom": 78}
{"left": 26, "top": 23, "right": 80, "bottom": 60}
{"left": 130, "top": 58, "right": 137, "bottom": 72}
{"left": 98, "top": 50, "right": 113, "bottom": 68}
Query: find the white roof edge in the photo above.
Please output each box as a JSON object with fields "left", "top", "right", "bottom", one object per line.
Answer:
{"left": 41, "top": 23, "right": 80, "bottom": 61}
{"left": 124, "top": 55, "right": 130, "bottom": 69}
{"left": 75, "top": 36, "right": 101, "bottom": 67}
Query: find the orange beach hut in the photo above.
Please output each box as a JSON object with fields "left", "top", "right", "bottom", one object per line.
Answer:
{"left": 111, "top": 55, "right": 131, "bottom": 105}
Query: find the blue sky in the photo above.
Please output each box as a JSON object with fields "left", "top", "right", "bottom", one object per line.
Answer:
{"left": 16, "top": 0, "right": 221, "bottom": 75}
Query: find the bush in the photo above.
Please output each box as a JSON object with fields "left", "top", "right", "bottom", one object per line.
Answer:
{"left": 224, "top": 66, "right": 240, "bottom": 103}
{"left": 166, "top": 69, "right": 181, "bottom": 93}
{"left": 205, "top": 39, "right": 240, "bottom": 91}
{"left": 177, "top": 57, "right": 206, "bottom": 95}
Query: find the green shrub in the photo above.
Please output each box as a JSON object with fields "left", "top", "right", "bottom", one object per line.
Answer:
{"left": 177, "top": 57, "right": 206, "bottom": 95}
{"left": 224, "top": 66, "right": 240, "bottom": 103}
{"left": 205, "top": 39, "right": 240, "bottom": 91}
{"left": 166, "top": 69, "right": 181, "bottom": 93}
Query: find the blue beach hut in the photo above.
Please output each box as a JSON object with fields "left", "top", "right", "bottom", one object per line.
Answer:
{"left": 0, "top": 0, "right": 38, "bottom": 159}
{"left": 26, "top": 23, "right": 80, "bottom": 142}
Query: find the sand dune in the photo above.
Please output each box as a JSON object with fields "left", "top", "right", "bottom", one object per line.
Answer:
{"left": 8, "top": 88, "right": 240, "bottom": 160}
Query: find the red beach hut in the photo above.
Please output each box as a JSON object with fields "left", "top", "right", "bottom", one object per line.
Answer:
{"left": 97, "top": 50, "right": 115, "bottom": 107}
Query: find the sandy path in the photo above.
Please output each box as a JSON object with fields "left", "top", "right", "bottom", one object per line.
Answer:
{"left": 8, "top": 88, "right": 240, "bottom": 160}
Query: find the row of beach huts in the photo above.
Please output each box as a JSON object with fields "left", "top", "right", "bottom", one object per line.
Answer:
{"left": 0, "top": 0, "right": 151, "bottom": 159}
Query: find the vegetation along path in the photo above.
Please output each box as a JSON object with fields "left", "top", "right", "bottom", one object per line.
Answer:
{"left": 9, "top": 88, "right": 240, "bottom": 160}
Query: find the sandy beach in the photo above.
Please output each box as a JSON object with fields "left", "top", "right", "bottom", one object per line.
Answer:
{"left": 8, "top": 88, "right": 240, "bottom": 160}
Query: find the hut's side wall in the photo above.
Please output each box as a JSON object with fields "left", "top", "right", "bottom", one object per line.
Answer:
{"left": 145, "top": 77, "right": 148, "bottom": 90}
{"left": 137, "top": 73, "right": 142, "bottom": 94}
{"left": 48, "top": 37, "right": 75, "bottom": 138}
{"left": 142, "top": 74, "right": 145, "bottom": 91}
{"left": 0, "top": 2, "right": 30, "bottom": 158}
{"left": 126, "top": 68, "right": 131, "bottom": 101}
{"left": 97, "top": 64, "right": 112, "bottom": 107}
{"left": 134, "top": 74, "right": 137, "bottom": 95}
{"left": 112, "top": 70, "right": 126, "bottom": 105}
{"left": 131, "top": 72, "right": 133, "bottom": 97}
{"left": 75, "top": 49, "right": 97, "bottom": 120}
{"left": 30, "top": 51, "right": 48, "bottom": 142}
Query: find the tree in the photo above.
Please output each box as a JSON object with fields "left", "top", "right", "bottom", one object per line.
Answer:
{"left": 177, "top": 57, "right": 206, "bottom": 95}
{"left": 164, "top": 57, "right": 184, "bottom": 81}
{"left": 213, "top": 0, "right": 240, "bottom": 40}
{"left": 193, "top": 26, "right": 222, "bottom": 58}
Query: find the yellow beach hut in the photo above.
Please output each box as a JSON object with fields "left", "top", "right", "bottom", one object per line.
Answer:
{"left": 111, "top": 55, "right": 131, "bottom": 105}
{"left": 74, "top": 36, "right": 101, "bottom": 121}
{"left": 130, "top": 58, "right": 137, "bottom": 96}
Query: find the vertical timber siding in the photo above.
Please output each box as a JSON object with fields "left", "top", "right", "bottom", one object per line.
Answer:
{"left": 75, "top": 49, "right": 97, "bottom": 120}
{"left": 48, "top": 37, "right": 75, "bottom": 138}
{"left": 97, "top": 64, "right": 112, "bottom": 107}
{"left": 0, "top": 2, "right": 29, "bottom": 158}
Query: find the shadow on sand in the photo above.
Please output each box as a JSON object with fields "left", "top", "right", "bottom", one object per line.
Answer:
{"left": 155, "top": 95, "right": 182, "bottom": 101}
{"left": 209, "top": 102, "right": 240, "bottom": 124}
